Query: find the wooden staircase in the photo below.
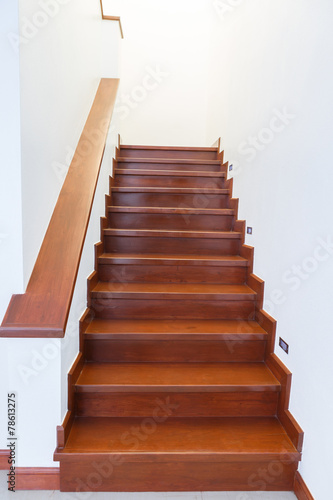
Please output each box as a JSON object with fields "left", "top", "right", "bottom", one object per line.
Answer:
{"left": 54, "top": 144, "right": 303, "bottom": 492}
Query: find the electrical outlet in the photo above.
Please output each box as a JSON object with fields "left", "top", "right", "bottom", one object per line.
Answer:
{"left": 279, "top": 337, "right": 289, "bottom": 354}
{"left": 229, "top": 164, "right": 233, "bottom": 171}
{"left": 247, "top": 227, "right": 253, "bottom": 235}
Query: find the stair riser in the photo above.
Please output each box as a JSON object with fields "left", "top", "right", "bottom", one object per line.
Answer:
{"left": 76, "top": 392, "right": 279, "bottom": 418}
{"left": 60, "top": 460, "right": 297, "bottom": 492}
{"left": 84, "top": 340, "right": 266, "bottom": 362}
{"left": 114, "top": 176, "right": 225, "bottom": 189}
{"left": 104, "top": 236, "right": 240, "bottom": 255}
{"left": 118, "top": 150, "right": 218, "bottom": 160}
{"left": 111, "top": 192, "right": 229, "bottom": 208}
{"left": 98, "top": 264, "right": 247, "bottom": 284}
{"left": 91, "top": 299, "right": 256, "bottom": 320}
{"left": 116, "top": 163, "right": 222, "bottom": 172}
{"left": 108, "top": 213, "right": 234, "bottom": 231}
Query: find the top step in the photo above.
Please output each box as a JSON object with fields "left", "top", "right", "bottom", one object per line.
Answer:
{"left": 119, "top": 145, "right": 218, "bottom": 161}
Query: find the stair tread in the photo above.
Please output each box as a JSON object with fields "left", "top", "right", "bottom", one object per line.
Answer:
{"left": 111, "top": 186, "right": 229, "bottom": 194}
{"left": 104, "top": 228, "right": 241, "bottom": 239}
{"left": 120, "top": 145, "right": 218, "bottom": 152}
{"left": 75, "top": 362, "right": 280, "bottom": 392}
{"left": 107, "top": 206, "right": 234, "bottom": 215}
{"left": 118, "top": 158, "right": 221, "bottom": 165}
{"left": 58, "top": 416, "right": 299, "bottom": 459}
{"left": 115, "top": 169, "right": 225, "bottom": 178}
{"left": 99, "top": 253, "right": 248, "bottom": 266}
{"left": 91, "top": 282, "right": 256, "bottom": 300}
{"left": 85, "top": 319, "right": 267, "bottom": 339}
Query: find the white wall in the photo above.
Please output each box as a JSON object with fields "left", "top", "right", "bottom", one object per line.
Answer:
{"left": 206, "top": 1, "right": 333, "bottom": 498}
{"left": 19, "top": 0, "right": 103, "bottom": 286}
{"left": 0, "top": 0, "right": 24, "bottom": 469}
{"left": 103, "top": 0, "right": 210, "bottom": 146}
{"left": 1, "top": 0, "right": 121, "bottom": 467}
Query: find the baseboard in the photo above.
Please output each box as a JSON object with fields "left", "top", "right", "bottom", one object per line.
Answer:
{"left": 0, "top": 450, "right": 9, "bottom": 469}
{"left": 15, "top": 468, "right": 60, "bottom": 490}
{"left": 294, "top": 471, "right": 314, "bottom": 500}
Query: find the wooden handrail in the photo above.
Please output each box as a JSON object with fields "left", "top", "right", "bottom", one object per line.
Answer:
{"left": 0, "top": 79, "right": 119, "bottom": 338}
{"left": 100, "top": 0, "right": 124, "bottom": 39}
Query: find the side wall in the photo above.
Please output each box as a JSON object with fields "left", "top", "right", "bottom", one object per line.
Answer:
{"left": 19, "top": 0, "right": 102, "bottom": 286}
{"left": 206, "top": 2, "right": 333, "bottom": 498}
{"left": 0, "top": 0, "right": 24, "bottom": 467}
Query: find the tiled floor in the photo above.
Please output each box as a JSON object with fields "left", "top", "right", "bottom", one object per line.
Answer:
{"left": 0, "top": 472, "right": 297, "bottom": 500}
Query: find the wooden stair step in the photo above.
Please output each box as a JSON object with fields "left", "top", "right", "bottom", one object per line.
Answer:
{"left": 107, "top": 206, "right": 235, "bottom": 231}
{"left": 107, "top": 207, "right": 234, "bottom": 215}
{"left": 118, "top": 145, "right": 218, "bottom": 160}
{"left": 114, "top": 169, "right": 225, "bottom": 178}
{"left": 84, "top": 318, "right": 267, "bottom": 340}
{"left": 111, "top": 187, "right": 229, "bottom": 208}
{"left": 90, "top": 283, "right": 257, "bottom": 320}
{"left": 55, "top": 416, "right": 300, "bottom": 460}
{"left": 117, "top": 158, "right": 221, "bottom": 166}
{"left": 115, "top": 163, "right": 222, "bottom": 173}
{"left": 84, "top": 319, "right": 267, "bottom": 363}
{"left": 91, "top": 282, "right": 256, "bottom": 301}
{"left": 104, "top": 228, "right": 240, "bottom": 239}
{"left": 114, "top": 170, "right": 225, "bottom": 188}
{"left": 98, "top": 253, "right": 247, "bottom": 266}
{"left": 111, "top": 186, "right": 228, "bottom": 194}
{"left": 97, "top": 253, "right": 248, "bottom": 284}
{"left": 75, "top": 362, "right": 280, "bottom": 393}
{"left": 103, "top": 228, "right": 241, "bottom": 256}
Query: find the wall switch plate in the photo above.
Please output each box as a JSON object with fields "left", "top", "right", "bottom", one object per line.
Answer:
{"left": 229, "top": 164, "right": 233, "bottom": 171}
{"left": 279, "top": 337, "right": 289, "bottom": 354}
{"left": 247, "top": 227, "right": 253, "bottom": 235}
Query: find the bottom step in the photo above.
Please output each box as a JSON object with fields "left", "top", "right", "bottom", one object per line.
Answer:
{"left": 55, "top": 416, "right": 300, "bottom": 492}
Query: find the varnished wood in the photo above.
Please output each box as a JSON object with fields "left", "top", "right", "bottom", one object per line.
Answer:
{"left": 15, "top": 468, "right": 60, "bottom": 490}
{"left": 76, "top": 362, "right": 280, "bottom": 392}
{"left": 60, "top": 460, "right": 297, "bottom": 492}
{"left": 266, "top": 353, "right": 304, "bottom": 452}
{"left": 0, "top": 79, "right": 119, "bottom": 338}
{"left": 294, "top": 471, "right": 314, "bottom": 500}
{"left": 111, "top": 189, "right": 230, "bottom": 208}
{"left": 0, "top": 450, "right": 9, "bottom": 469}
{"left": 76, "top": 391, "right": 279, "bottom": 418}
{"left": 55, "top": 416, "right": 300, "bottom": 459}
{"left": 108, "top": 209, "right": 234, "bottom": 231}
{"left": 85, "top": 339, "right": 266, "bottom": 363}
{"left": 100, "top": 0, "right": 124, "bottom": 38}
{"left": 104, "top": 233, "right": 241, "bottom": 256}
{"left": 85, "top": 318, "right": 267, "bottom": 338}
{"left": 118, "top": 145, "right": 218, "bottom": 160}
{"left": 55, "top": 141, "right": 303, "bottom": 491}
{"left": 98, "top": 260, "right": 247, "bottom": 284}
{"left": 91, "top": 281, "right": 256, "bottom": 300}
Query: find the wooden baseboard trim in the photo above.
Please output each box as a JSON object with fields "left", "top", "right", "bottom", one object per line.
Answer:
{"left": 294, "top": 471, "right": 314, "bottom": 500}
{"left": 0, "top": 450, "right": 9, "bottom": 469}
{"left": 15, "top": 468, "right": 60, "bottom": 490}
